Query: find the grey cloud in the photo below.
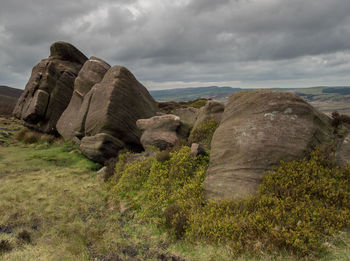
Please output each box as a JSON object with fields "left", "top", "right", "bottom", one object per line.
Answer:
{"left": 1, "top": 0, "right": 350, "bottom": 89}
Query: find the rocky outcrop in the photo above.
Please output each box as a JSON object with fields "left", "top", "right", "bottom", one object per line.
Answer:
{"left": 137, "top": 114, "right": 182, "bottom": 150}
{"left": 76, "top": 65, "right": 158, "bottom": 162}
{"left": 204, "top": 90, "right": 336, "bottom": 201}
{"left": 56, "top": 57, "right": 110, "bottom": 139}
{"left": 193, "top": 100, "right": 224, "bottom": 129}
{"left": 13, "top": 42, "right": 87, "bottom": 134}
{"left": 173, "top": 107, "right": 198, "bottom": 126}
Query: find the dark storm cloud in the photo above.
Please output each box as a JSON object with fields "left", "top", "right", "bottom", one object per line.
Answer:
{"left": 1, "top": 0, "right": 350, "bottom": 89}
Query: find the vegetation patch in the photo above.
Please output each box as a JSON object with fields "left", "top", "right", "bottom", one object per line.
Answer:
{"left": 188, "top": 119, "right": 219, "bottom": 147}
{"left": 108, "top": 147, "right": 350, "bottom": 258}
{"left": 158, "top": 98, "right": 208, "bottom": 113}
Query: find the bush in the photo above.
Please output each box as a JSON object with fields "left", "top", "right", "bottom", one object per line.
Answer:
{"left": 187, "top": 148, "right": 350, "bottom": 256}
{"left": 109, "top": 147, "right": 208, "bottom": 230}
{"left": 108, "top": 146, "right": 350, "bottom": 257}
{"left": 332, "top": 111, "right": 350, "bottom": 128}
{"left": 188, "top": 119, "right": 219, "bottom": 148}
{"left": 156, "top": 150, "right": 170, "bottom": 162}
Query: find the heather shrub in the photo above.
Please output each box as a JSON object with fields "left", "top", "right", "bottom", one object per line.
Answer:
{"left": 188, "top": 119, "right": 219, "bottom": 147}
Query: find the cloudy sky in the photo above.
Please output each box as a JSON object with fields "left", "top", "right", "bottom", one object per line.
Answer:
{"left": 1, "top": 0, "right": 350, "bottom": 90}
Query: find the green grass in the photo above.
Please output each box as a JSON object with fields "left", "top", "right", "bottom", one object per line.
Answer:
{"left": 0, "top": 118, "right": 350, "bottom": 260}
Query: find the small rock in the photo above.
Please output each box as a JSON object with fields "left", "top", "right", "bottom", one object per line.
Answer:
{"left": 97, "top": 166, "right": 107, "bottom": 175}
{"left": 191, "top": 143, "right": 207, "bottom": 157}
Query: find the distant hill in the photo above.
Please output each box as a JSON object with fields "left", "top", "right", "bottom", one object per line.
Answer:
{"left": 150, "top": 85, "right": 350, "bottom": 115}
{"left": 286, "top": 86, "right": 350, "bottom": 115}
{"left": 0, "top": 85, "right": 23, "bottom": 104}
{"left": 0, "top": 85, "right": 23, "bottom": 116}
{"left": 150, "top": 86, "right": 241, "bottom": 102}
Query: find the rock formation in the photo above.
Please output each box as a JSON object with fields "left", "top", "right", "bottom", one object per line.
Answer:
{"left": 192, "top": 100, "right": 224, "bottom": 130}
{"left": 56, "top": 56, "right": 110, "bottom": 139}
{"left": 173, "top": 107, "right": 198, "bottom": 126}
{"left": 77, "top": 65, "right": 158, "bottom": 162}
{"left": 13, "top": 42, "right": 88, "bottom": 134}
{"left": 137, "top": 114, "right": 183, "bottom": 150}
{"left": 204, "top": 90, "right": 337, "bottom": 200}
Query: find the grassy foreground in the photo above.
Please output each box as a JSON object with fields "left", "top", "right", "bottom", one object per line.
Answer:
{"left": 0, "top": 117, "right": 349, "bottom": 260}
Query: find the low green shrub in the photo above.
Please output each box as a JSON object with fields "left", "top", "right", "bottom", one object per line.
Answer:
{"left": 180, "top": 98, "right": 208, "bottom": 109}
{"left": 156, "top": 150, "right": 170, "bottom": 162}
{"left": 187, "top": 148, "right": 350, "bottom": 257}
{"left": 188, "top": 119, "right": 219, "bottom": 148}
{"left": 108, "top": 146, "right": 350, "bottom": 257}
{"left": 109, "top": 147, "right": 208, "bottom": 231}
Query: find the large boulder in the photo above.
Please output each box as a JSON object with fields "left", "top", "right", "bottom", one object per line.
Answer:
{"left": 76, "top": 65, "right": 158, "bottom": 162}
{"left": 136, "top": 114, "right": 182, "bottom": 150}
{"left": 192, "top": 100, "right": 224, "bottom": 130}
{"left": 13, "top": 42, "right": 87, "bottom": 134}
{"left": 56, "top": 56, "right": 110, "bottom": 139}
{"left": 204, "top": 90, "right": 337, "bottom": 200}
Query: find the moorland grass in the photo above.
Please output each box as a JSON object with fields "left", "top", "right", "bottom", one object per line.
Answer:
{"left": 1, "top": 118, "right": 349, "bottom": 260}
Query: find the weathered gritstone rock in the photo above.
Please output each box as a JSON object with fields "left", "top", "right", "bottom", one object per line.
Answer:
{"left": 57, "top": 56, "right": 110, "bottom": 139}
{"left": 137, "top": 114, "right": 182, "bottom": 150}
{"left": 192, "top": 100, "right": 224, "bottom": 130}
{"left": 77, "top": 65, "right": 158, "bottom": 162}
{"left": 204, "top": 89, "right": 337, "bottom": 200}
{"left": 13, "top": 41, "right": 87, "bottom": 134}
{"left": 191, "top": 143, "right": 207, "bottom": 157}
{"left": 80, "top": 133, "right": 125, "bottom": 164}
{"left": 173, "top": 107, "right": 198, "bottom": 126}
{"left": 335, "top": 124, "right": 350, "bottom": 165}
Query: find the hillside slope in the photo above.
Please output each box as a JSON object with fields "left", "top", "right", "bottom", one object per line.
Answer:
{"left": 0, "top": 86, "right": 23, "bottom": 116}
